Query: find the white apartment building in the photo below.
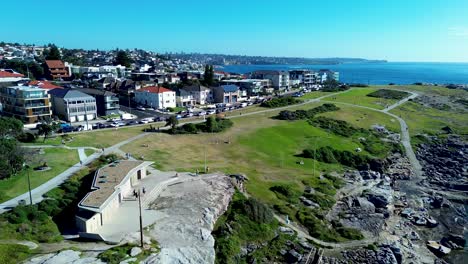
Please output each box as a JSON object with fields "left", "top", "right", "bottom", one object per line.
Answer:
{"left": 134, "top": 86, "right": 176, "bottom": 109}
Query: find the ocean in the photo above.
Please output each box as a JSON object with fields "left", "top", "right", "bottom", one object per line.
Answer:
{"left": 220, "top": 62, "right": 468, "bottom": 85}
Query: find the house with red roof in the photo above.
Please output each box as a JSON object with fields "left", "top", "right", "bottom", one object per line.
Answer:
{"left": 44, "top": 60, "right": 70, "bottom": 80}
{"left": 0, "top": 69, "right": 27, "bottom": 83}
{"left": 134, "top": 86, "right": 176, "bottom": 109}
{"left": 28, "top": 80, "right": 63, "bottom": 90}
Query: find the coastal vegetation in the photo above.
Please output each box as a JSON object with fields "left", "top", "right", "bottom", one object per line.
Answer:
{"left": 166, "top": 116, "right": 233, "bottom": 134}
{"left": 276, "top": 103, "right": 340, "bottom": 120}
{"left": 260, "top": 96, "right": 300, "bottom": 108}
{"left": 366, "top": 89, "right": 409, "bottom": 100}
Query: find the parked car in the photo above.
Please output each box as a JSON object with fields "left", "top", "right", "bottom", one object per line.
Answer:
{"left": 126, "top": 120, "right": 138, "bottom": 126}
{"left": 176, "top": 115, "right": 182, "bottom": 119}
{"left": 207, "top": 109, "right": 216, "bottom": 115}
{"left": 136, "top": 106, "right": 146, "bottom": 111}
{"left": 196, "top": 111, "right": 206, "bottom": 116}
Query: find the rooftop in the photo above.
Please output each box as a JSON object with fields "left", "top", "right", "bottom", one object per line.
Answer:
{"left": 0, "top": 70, "right": 25, "bottom": 78}
{"left": 80, "top": 160, "right": 153, "bottom": 210}
{"left": 45, "top": 60, "right": 66, "bottom": 68}
{"left": 29, "top": 80, "right": 62, "bottom": 90}
{"left": 138, "top": 86, "right": 173, "bottom": 94}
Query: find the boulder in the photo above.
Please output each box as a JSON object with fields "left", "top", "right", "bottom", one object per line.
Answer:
{"left": 279, "top": 226, "right": 294, "bottom": 235}
{"left": 286, "top": 249, "right": 302, "bottom": 263}
{"left": 130, "top": 247, "right": 142, "bottom": 257}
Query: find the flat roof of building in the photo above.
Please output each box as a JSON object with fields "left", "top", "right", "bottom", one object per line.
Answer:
{"left": 80, "top": 160, "right": 151, "bottom": 210}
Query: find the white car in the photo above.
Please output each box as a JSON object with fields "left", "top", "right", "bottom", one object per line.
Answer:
{"left": 136, "top": 106, "right": 146, "bottom": 111}
{"left": 207, "top": 110, "right": 216, "bottom": 115}
{"left": 197, "top": 111, "right": 207, "bottom": 116}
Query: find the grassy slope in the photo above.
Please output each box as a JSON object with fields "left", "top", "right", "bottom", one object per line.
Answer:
{"left": 330, "top": 87, "right": 398, "bottom": 109}
{"left": 387, "top": 85, "right": 468, "bottom": 136}
{"left": 121, "top": 102, "right": 392, "bottom": 205}
{"left": 0, "top": 148, "right": 79, "bottom": 203}
{"left": 0, "top": 244, "right": 32, "bottom": 264}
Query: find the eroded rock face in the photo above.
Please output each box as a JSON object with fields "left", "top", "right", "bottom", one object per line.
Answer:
{"left": 145, "top": 174, "right": 234, "bottom": 264}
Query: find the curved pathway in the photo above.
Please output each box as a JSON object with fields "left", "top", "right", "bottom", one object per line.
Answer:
{"left": 0, "top": 133, "right": 149, "bottom": 213}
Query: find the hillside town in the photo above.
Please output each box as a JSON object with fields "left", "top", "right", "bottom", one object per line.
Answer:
{"left": 0, "top": 43, "right": 340, "bottom": 127}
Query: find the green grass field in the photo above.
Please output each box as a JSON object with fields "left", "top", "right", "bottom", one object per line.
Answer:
{"left": 300, "top": 91, "right": 334, "bottom": 100}
{"left": 390, "top": 101, "right": 468, "bottom": 136}
{"left": 0, "top": 148, "right": 79, "bottom": 203}
{"left": 0, "top": 244, "right": 32, "bottom": 264}
{"left": 121, "top": 102, "right": 395, "bottom": 205}
{"left": 328, "top": 87, "right": 399, "bottom": 109}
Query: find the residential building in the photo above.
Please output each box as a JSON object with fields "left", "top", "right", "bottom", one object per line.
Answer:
{"left": 28, "top": 80, "right": 63, "bottom": 90}
{"left": 78, "top": 88, "right": 120, "bottom": 116}
{"left": 177, "top": 84, "right": 212, "bottom": 106}
{"left": 220, "top": 79, "right": 270, "bottom": 96}
{"left": 44, "top": 60, "right": 70, "bottom": 80}
{"left": 250, "top": 70, "right": 290, "bottom": 91}
{"left": 212, "top": 85, "right": 240, "bottom": 104}
{"left": 0, "top": 85, "right": 52, "bottom": 123}
{"left": 0, "top": 69, "right": 28, "bottom": 83}
{"left": 318, "top": 69, "right": 339, "bottom": 83}
{"left": 48, "top": 88, "right": 97, "bottom": 122}
{"left": 76, "top": 160, "right": 153, "bottom": 235}
{"left": 134, "top": 86, "right": 176, "bottom": 109}
{"left": 289, "top": 70, "right": 320, "bottom": 89}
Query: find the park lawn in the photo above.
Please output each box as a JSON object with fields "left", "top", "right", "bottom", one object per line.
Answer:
{"left": 318, "top": 103, "right": 401, "bottom": 132}
{"left": 329, "top": 87, "right": 399, "bottom": 110}
{"left": 121, "top": 103, "right": 388, "bottom": 205}
{"left": 0, "top": 148, "right": 79, "bottom": 203}
{"left": 84, "top": 148, "right": 96, "bottom": 157}
{"left": 385, "top": 84, "right": 468, "bottom": 97}
{"left": 390, "top": 101, "right": 468, "bottom": 136}
{"left": 300, "top": 91, "right": 334, "bottom": 100}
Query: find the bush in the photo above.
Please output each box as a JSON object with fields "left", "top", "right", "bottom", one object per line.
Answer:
{"left": 366, "top": 89, "right": 409, "bottom": 100}
{"left": 269, "top": 184, "right": 302, "bottom": 203}
{"left": 261, "top": 97, "right": 300, "bottom": 108}
{"left": 276, "top": 103, "right": 339, "bottom": 120}
{"left": 302, "top": 146, "right": 371, "bottom": 168}
{"left": 243, "top": 198, "right": 274, "bottom": 224}
{"left": 16, "top": 132, "right": 36, "bottom": 143}
{"left": 309, "top": 116, "right": 364, "bottom": 137}
{"left": 169, "top": 117, "right": 233, "bottom": 134}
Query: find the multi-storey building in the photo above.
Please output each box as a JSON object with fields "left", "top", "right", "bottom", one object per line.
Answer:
{"left": 78, "top": 88, "right": 120, "bottom": 116}
{"left": 212, "top": 85, "right": 240, "bottom": 104}
{"left": 250, "top": 70, "right": 290, "bottom": 91}
{"left": 177, "top": 84, "right": 212, "bottom": 106}
{"left": 44, "top": 60, "right": 70, "bottom": 80}
{"left": 289, "top": 70, "right": 320, "bottom": 89}
{"left": 0, "top": 85, "right": 52, "bottom": 123}
{"left": 220, "top": 79, "right": 271, "bottom": 96}
{"left": 48, "top": 88, "right": 97, "bottom": 122}
{"left": 318, "top": 69, "right": 340, "bottom": 83}
{"left": 134, "top": 86, "right": 176, "bottom": 109}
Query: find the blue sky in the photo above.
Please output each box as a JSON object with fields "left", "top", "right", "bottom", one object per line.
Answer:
{"left": 2, "top": 0, "right": 468, "bottom": 62}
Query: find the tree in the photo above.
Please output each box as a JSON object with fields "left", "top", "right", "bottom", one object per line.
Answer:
{"left": 205, "top": 116, "right": 218, "bottom": 132}
{"left": 166, "top": 115, "right": 178, "bottom": 132}
{"left": 114, "top": 50, "right": 132, "bottom": 67}
{"left": 203, "top": 65, "right": 214, "bottom": 86}
{"left": 0, "top": 117, "right": 23, "bottom": 139}
{"left": 37, "top": 118, "right": 59, "bottom": 142}
{"left": 0, "top": 138, "right": 24, "bottom": 180}
{"left": 44, "top": 44, "right": 61, "bottom": 60}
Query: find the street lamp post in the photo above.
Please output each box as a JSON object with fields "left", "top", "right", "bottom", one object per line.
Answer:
{"left": 23, "top": 163, "right": 33, "bottom": 205}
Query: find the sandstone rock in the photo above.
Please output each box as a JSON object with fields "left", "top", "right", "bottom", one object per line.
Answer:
{"left": 130, "top": 247, "right": 142, "bottom": 257}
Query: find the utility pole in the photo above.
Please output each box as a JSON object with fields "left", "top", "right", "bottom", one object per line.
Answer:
{"left": 138, "top": 189, "right": 143, "bottom": 247}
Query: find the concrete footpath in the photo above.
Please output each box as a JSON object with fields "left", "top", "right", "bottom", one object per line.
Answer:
{"left": 0, "top": 133, "right": 149, "bottom": 214}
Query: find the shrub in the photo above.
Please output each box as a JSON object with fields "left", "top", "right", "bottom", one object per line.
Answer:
{"left": 309, "top": 117, "right": 364, "bottom": 137}
{"left": 366, "top": 89, "right": 409, "bottom": 100}
{"left": 261, "top": 97, "right": 300, "bottom": 108}
{"left": 302, "top": 146, "right": 371, "bottom": 168}
{"left": 269, "top": 184, "right": 302, "bottom": 203}
{"left": 243, "top": 198, "right": 274, "bottom": 224}
{"left": 276, "top": 103, "right": 339, "bottom": 120}
{"left": 16, "top": 132, "right": 36, "bottom": 143}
